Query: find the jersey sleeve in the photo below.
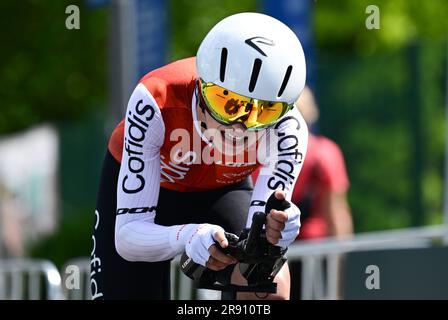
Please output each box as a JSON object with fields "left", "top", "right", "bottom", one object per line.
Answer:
{"left": 114, "top": 83, "right": 197, "bottom": 262}
{"left": 247, "top": 107, "right": 308, "bottom": 227}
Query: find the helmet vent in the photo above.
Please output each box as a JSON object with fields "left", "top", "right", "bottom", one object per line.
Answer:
{"left": 277, "top": 65, "right": 293, "bottom": 97}
{"left": 248, "top": 58, "right": 262, "bottom": 93}
{"left": 220, "top": 47, "right": 228, "bottom": 82}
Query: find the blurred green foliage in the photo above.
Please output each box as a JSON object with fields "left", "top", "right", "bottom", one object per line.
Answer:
{"left": 312, "top": 0, "right": 447, "bottom": 230}
{"left": 316, "top": 47, "right": 445, "bottom": 231}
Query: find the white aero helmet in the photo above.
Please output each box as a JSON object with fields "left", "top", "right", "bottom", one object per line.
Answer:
{"left": 197, "top": 12, "right": 306, "bottom": 105}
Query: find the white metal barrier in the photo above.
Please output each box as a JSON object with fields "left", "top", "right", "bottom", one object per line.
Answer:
{"left": 0, "top": 259, "right": 64, "bottom": 300}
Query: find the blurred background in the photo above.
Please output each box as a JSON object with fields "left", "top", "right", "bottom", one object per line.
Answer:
{"left": 0, "top": 0, "right": 447, "bottom": 299}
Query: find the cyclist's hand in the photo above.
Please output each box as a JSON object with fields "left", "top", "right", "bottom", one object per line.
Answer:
{"left": 185, "top": 224, "right": 237, "bottom": 270}
{"left": 266, "top": 190, "right": 301, "bottom": 248}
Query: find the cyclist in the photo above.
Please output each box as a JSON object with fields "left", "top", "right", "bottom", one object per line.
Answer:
{"left": 91, "top": 12, "right": 308, "bottom": 300}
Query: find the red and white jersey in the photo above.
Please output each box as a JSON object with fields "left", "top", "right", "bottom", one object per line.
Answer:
{"left": 109, "top": 57, "right": 309, "bottom": 262}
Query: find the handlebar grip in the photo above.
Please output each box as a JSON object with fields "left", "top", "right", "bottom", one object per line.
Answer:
{"left": 265, "top": 191, "right": 291, "bottom": 214}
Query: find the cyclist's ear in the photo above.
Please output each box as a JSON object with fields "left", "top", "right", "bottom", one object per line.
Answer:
{"left": 213, "top": 228, "right": 228, "bottom": 248}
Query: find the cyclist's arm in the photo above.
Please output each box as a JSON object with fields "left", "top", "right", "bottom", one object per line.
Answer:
{"left": 114, "top": 84, "right": 202, "bottom": 262}
{"left": 248, "top": 108, "right": 308, "bottom": 245}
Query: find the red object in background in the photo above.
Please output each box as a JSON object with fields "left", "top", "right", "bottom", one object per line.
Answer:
{"left": 252, "top": 134, "right": 349, "bottom": 240}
